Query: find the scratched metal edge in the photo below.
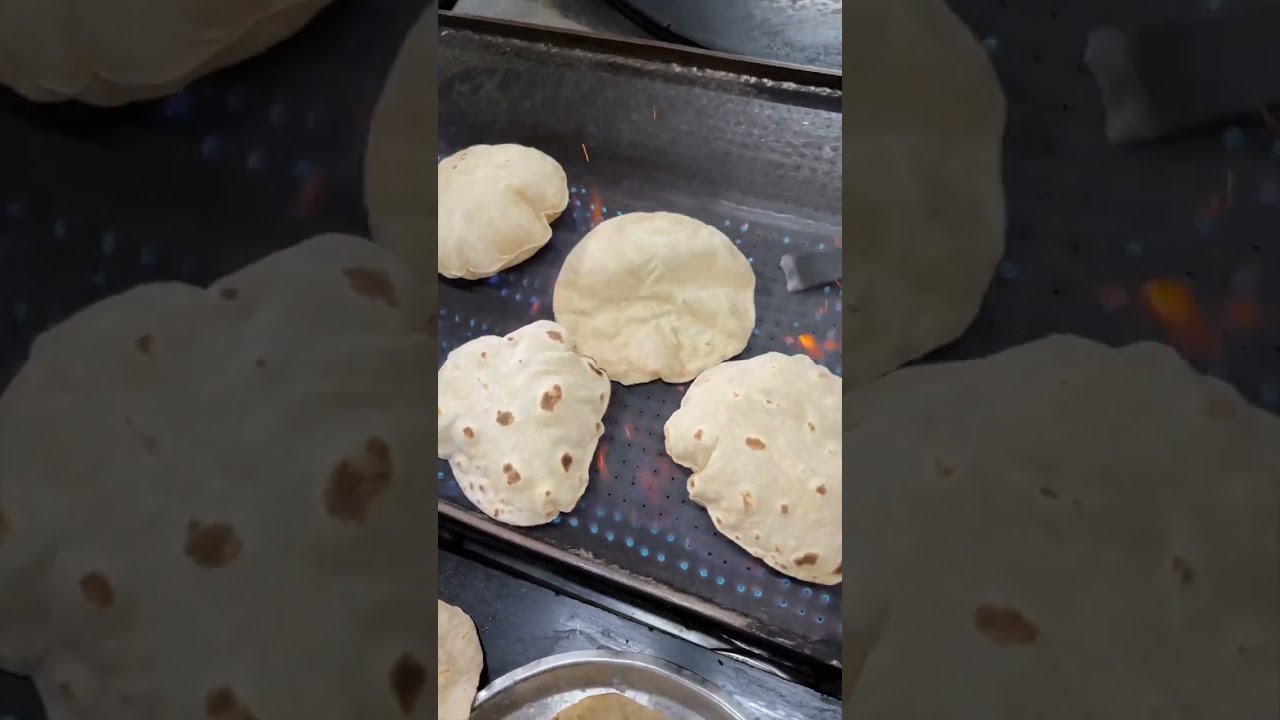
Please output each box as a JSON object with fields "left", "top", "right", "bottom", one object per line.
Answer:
{"left": 439, "top": 10, "right": 843, "bottom": 90}
{"left": 439, "top": 502, "right": 842, "bottom": 669}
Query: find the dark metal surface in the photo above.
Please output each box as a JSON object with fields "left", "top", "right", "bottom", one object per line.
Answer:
{"left": 936, "top": 0, "right": 1280, "bottom": 409}
{"left": 437, "top": 13, "right": 844, "bottom": 669}
{"left": 610, "top": 0, "right": 842, "bottom": 70}
{"left": 439, "top": 550, "right": 842, "bottom": 720}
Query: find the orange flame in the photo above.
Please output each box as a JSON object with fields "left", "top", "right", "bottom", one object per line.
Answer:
{"left": 1140, "top": 278, "right": 1222, "bottom": 362}
{"left": 797, "top": 333, "right": 824, "bottom": 361}
{"left": 590, "top": 189, "right": 603, "bottom": 227}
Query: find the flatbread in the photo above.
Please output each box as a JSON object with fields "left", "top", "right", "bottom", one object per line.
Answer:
{"left": 0, "top": 234, "right": 435, "bottom": 718}
{"left": 431, "top": 144, "right": 568, "bottom": 279}
{"left": 554, "top": 212, "right": 755, "bottom": 385}
{"left": 843, "top": 0, "right": 1005, "bottom": 384}
{"left": 0, "top": 0, "right": 334, "bottom": 105}
{"left": 664, "top": 353, "right": 841, "bottom": 585}
{"left": 843, "top": 336, "right": 1280, "bottom": 718}
{"left": 438, "top": 320, "right": 610, "bottom": 526}
{"left": 437, "top": 600, "right": 483, "bottom": 720}
{"left": 364, "top": 7, "right": 435, "bottom": 284}
{"left": 554, "top": 692, "right": 670, "bottom": 720}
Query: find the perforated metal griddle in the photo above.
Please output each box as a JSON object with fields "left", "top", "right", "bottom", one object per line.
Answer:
{"left": 437, "top": 13, "right": 843, "bottom": 667}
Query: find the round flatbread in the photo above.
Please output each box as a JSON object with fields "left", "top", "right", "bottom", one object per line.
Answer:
{"left": 843, "top": 0, "right": 1005, "bottom": 383}
{"left": 0, "top": 0, "right": 334, "bottom": 105}
{"left": 437, "top": 600, "right": 483, "bottom": 720}
{"left": 554, "top": 692, "right": 671, "bottom": 720}
{"left": 554, "top": 212, "right": 755, "bottom": 385}
{"left": 664, "top": 353, "right": 841, "bottom": 585}
{"left": 433, "top": 144, "right": 567, "bottom": 279}
{"left": 438, "top": 320, "right": 610, "bottom": 526}
{"left": 0, "top": 235, "right": 435, "bottom": 718}
{"left": 843, "top": 336, "right": 1280, "bottom": 718}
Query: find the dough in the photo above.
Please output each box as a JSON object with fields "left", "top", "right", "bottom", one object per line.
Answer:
{"left": 553, "top": 212, "right": 755, "bottom": 385}
{"left": 0, "top": 0, "right": 334, "bottom": 104}
{"left": 664, "top": 353, "right": 841, "bottom": 585}
{"left": 438, "top": 320, "right": 610, "bottom": 526}
{"left": 843, "top": 336, "right": 1280, "bottom": 718}
{"left": 437, "top": 600, "right": 483, "bottom": 720}
{"left": 554, "top": 692, "right": 671, "bottom": 720}
{"left": 843, "top": 0, "right": 1005, "bottom": 383}
{"left": 0, "top": 235, "right": 435, "bottom": 718}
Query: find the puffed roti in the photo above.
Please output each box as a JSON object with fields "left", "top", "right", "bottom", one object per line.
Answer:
{"left": 665, "top": 353, "right": 842, "bottom": 585}
{"left": 437, "top": 600, "right": 483, "bottom": 720}
{"left": 843, "top": 335, "right": 1280, "bottom": 718}
{"left": 553, "top": 692, "right": 671, "bottom": 720}
{"left": 554, "top": 212, "right": 755, "bottom": 385}
{"left": 0, "top": 234, "right": 434, "bottom": 718}
{"left": 433, "top": 144, "right": 567, "bottom": 279}
{"left": 438, "top": 320, "right": 609, "bottom": 526}
{"left": 0, "top": 0, "right": 334, "bottom": 104}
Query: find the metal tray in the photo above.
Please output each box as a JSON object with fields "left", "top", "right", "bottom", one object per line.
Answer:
{"left": 471, "top": 650, "right": 751, "bottom": 720}
{"left": 437, "top": 12, "right": 843, "bottom": 670}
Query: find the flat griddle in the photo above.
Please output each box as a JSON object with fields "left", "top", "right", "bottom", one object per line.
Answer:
{"left": 437, "top": 12, "right": 844, "bottom": 670}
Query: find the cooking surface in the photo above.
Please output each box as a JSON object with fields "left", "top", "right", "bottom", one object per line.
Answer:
{"left": 437, "top": 21, "right": 844, "bottom": 666}
{"left": 440, "top": 550, "right": 841, "bottom": 720}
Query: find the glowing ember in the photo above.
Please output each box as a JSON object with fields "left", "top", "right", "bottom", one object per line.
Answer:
{"left": 623, "top": 423, "right": 633, "bottom": 440}
{"left": 1140, "top": 278, "right": 1222, "bottom": 362}
{"left": 797, "top": 333, "right": 823, "bottom": 360}
{"left": 595, "top": 445, "right": 608, "bottom": 475}
{"left": 581, "top": 143, "right": 591, "bottom": 163}
{"left": 590, "top": 188, "right": 603, "bottom": 227}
